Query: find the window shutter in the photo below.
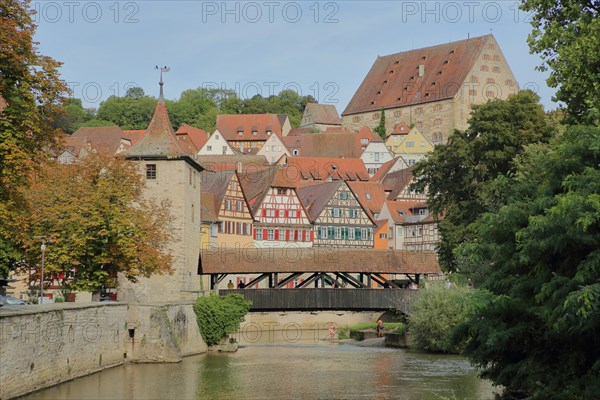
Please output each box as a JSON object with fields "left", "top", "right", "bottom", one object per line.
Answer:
{"left": 274, "top": 230, "right": 279, "bottom": 240}
{"left": 310, "top": 230, "right": 314, "bottom": 242}
{"left": 263, "top": 229, "right": 268, "bottom": 239}
{"left": 253, "top": 228, "right": 257, "bottom": 239}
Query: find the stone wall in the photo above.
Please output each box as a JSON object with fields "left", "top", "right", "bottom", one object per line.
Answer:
{"left": 0, "top": 302, "right": 207, "bottom": 400}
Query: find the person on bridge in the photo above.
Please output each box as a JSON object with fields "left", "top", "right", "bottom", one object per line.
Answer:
{"left": 329, "top": 323, "right": 336, "bottom": 340}
{"left": 227, "top": 280, "right": 234, "bottom": 289}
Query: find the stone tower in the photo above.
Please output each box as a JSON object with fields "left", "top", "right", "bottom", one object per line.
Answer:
{"left": 119, "top": 77, "right": 203, "bottom": 303}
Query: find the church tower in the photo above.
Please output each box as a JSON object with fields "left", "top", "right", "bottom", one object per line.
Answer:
{"left": 119, "top": 73, "right": 203, "bottom": 302}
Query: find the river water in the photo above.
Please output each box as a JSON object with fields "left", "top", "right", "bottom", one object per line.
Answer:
{"left": 23, "top": 331, "right": 498, "bottom": 400}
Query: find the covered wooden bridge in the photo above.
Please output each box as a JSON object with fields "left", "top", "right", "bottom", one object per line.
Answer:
{"left": 199, "top": 247, "right": 440, "bottom": 313}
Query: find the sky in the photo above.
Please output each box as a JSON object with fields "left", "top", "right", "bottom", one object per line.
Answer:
{"left": 32, "top": 1, "right": 557, "bottom": 113}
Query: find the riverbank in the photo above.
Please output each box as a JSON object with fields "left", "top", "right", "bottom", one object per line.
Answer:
{"left": 0, "top": 302, "right": 207, "bottom": 399}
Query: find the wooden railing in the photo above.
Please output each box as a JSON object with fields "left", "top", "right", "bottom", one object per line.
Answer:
{"left": 219, "top": 288, "right": 418, "bottom": 314}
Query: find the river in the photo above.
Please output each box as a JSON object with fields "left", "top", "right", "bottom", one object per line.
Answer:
{"left": 22, "top": 331, "right": 499, "bottom": 400}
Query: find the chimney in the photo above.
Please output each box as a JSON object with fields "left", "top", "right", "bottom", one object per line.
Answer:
{"left": 418, "top": 65, "right": 425, "bottom": 78}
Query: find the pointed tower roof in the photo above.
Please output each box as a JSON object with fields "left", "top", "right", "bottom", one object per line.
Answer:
{"left": 127, "top": 77, "right": 202, "bottom": 171}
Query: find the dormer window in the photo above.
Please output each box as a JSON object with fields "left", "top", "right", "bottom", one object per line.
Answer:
{"left": 383, "top": 80, "right": 388, "bottom": 84}
{"left": 449, "top": 50, "right": 455, "bottom": 54}
{"left": 376, "top": 91, "right": 381, "bottom": 95}
{"left": 366, "top": 193, "right": 371, "bottom": 200}
{"left": 394, "top": 60, "right": 399, "bottom": 64}
{"left": 266, "top": 130, "right": 272, "bottom": 136}
{"left": 237, "top": 131, "right": 243, "bottom": 136}
{"left": 443, "top": 60, "right": 449, "bottom": 65}
{"left": 389, "top": 70, "right": 394, "bottom": 74}
{"left": 252, "top": 130, "right": 258, "bottom": 136}
{"left": 421, "top": 56, "right": 427, "bottom": 60}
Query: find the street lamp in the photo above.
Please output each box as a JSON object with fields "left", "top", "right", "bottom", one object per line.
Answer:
{"left": 34, "top": 236, "right": 46, "bottom": 304}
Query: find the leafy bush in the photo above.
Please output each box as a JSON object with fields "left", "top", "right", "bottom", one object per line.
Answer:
{"left": 408, "top": 284, "right": 488, "bottom": 353}
{"left": 193, "top": 294, "right": 251, "bottom": 346}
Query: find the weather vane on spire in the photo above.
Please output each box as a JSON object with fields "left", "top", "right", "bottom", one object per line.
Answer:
{"left": 155, "top": 65, "right": 170, "bottom": 101}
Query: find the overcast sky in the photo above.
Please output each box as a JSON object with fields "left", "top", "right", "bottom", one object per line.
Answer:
{"left": 33, "top": 1, "right": 557, "bottom": 112}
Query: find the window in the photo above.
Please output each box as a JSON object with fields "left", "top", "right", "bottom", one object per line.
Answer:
{"left": 434, "top": 118, "right": 442, "bottom": 126}
{"left": 493, "top": 55, "right": 500, "bottom": 61}
{"left": 393, "top": 110, "right": 402, "bottom": 117}
{"left": 419, "top": 141, "right": 425, "bottom": 147}
{"left": 373, "top": 113, "right": 381, "bottom": 120}
{"left": 292, "top": 149, "right": 299, "bottom": 156}
{"left": 487, "top": 78, "right": 495, "bottom": 84}
{"left": 471, "top": 76, "right": 479, "bottom": 83}
{"left": 349, "top": 228, "right": 355, "bottom": 240}
{"left": 365, "top": 193, "right": 371, "bottom": 200}
{"left": 480, "top": 65, "right": 489, "bottom": 72}
{"left": 266, "top": 208, "right": 275, "bottom": 217}
{"left": 340, "top": 192, "right": 348, "bottom": 200}
{"left": 505, "top": 79, "right": 514, "bottom": 86}
{"left": 277, "top": 188, "right": 287, "bottom": 195}
{"left": 231, "top": 182, "right": 237, "bottom": 191}
{"left": 355, "top": 228, "right": 362, "bottom": 240}
{"left": 483, "top": 54, "right": 490, "bottom": 61}
{"left": 225, "top": 200, "right": 231, "bottom": 211}
{"left": 488, "top": 44, "right": 495, "bottom": 50}
{"left": 335, "top": 227, "right": 342, "bottom": 239}
{"left": 406, "top": 141, "right": 414, "bottom": 147}
{"left": 374, "top": 153, "right": 380, "bottom": 162}
{"left": 332, "top": 208, "right": 340, "bottom": 218}
{"left": 237, "top": 131, "right": 243, "bottom": 136}
{"left": 207, "top": 145, "right": 212, "bottom": 151}
{"left": 352, "top": 116, "right": 360, "bottom": 123}
{"left": 469, "top": 89, "right": 478, "bottom": 96}
{"left": 267, "top": 130, "right": 272, "bottom": 136}
{"left": 320, "top": 226, "right": 327, "bottom": 239}
{"left": 210, "top": 224, "right": 218, "bottom": 237}
{"left": 146, "top": 164, "right": 156, "bottom": 180}
{"left": 487, "top": 91, "right": 496, "bottom": 98}
{"left": 409, "top": 159, "right": 416, "bottom": 166}
{"left": 493, "top": 66, "right": 501, "bottom": 73}
{"left": 415, "top": 107, "right": 423, "bottom": 115}
{"left": 236, "top": 201, "right": 242, "bottom": 212}
{"left": 256, "top": 229, "right": 263, "bottom": 240}
{"left": 434, "top": 104, "right": 443, "bottom": 111}
{"left": 360, "top": 138, "right": 369, "bottom": 145}
{"left": 252, "top": 130, "right": 258, "bottom": 136}
{"left": 379, "top": 233, "right": 387, "bottom": 239}
{"left": 279, "top": 229, "right": 285, "bottom": 240}
{"left": 267, "top": 229, "right": 275, "bottom": 241}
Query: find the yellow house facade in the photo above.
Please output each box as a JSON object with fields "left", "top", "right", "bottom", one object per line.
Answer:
{"left": 385, "top": 122, "right": 434, "bottom": 166}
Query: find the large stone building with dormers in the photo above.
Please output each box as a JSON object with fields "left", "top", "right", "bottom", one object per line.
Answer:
{"left": 341, "top": 34, "right": 518, "bottom": 144}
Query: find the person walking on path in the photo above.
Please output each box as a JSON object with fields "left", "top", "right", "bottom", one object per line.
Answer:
{"left": 376, "top": 319, "right": 384, "bottom": 337}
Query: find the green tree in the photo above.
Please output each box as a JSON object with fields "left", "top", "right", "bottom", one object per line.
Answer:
{"left": 374, "top": 108, "right": 386, "bottom": 139}
{"left": 452, "top": 125, "right": 600, "bottom": 399}
{"left": 412, "top": 91, "right": 556, "bottom": 271}
{"left": 409, "top": 284, "right": 489, "bottom": 353}
{"left": 96, "top": 95, "right": 156, "bottom": 130}
{"left": 52, "top": 98, "right": 94, "bottom": 134}
{"left": 0, "top": 0, "right": 67, "bottom": 277}
{"left": 125, "top": 86, "right": 145, "bottom": 99}
{"left": 193, "top": 294, "right": 251, "bottom": 346}
{"left": 20, "top": 152, "right": 174, "bottom": 293}
{"left": 521, "top": 0, "right": 600, "bottom": 125}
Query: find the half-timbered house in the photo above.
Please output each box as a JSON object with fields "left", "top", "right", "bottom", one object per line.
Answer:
{"left": 202, "top": 170, "right": 255, "bottom": 249}
{"left": 239, "top": 167, "right": 313, "bottom": 248}
{"left": 298, "top": 181, "right": 376, "bottom": 248}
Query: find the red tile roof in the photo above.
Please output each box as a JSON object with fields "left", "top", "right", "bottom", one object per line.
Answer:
{"left": 176, "top": 124, "right": 209, "bottom": 153}
{"left": 297, "top": 181, "right": 343, "bottom": 222}
{"left": 197, "top": 155, "right": 270, "bottom": 173}
{"left": 343, "top": 35, "right": 491, "bottom": 115}
{"left": 282, "top": 132, "right": 363, "bottom": 158}
{"left": 388, "top": 121, "right": 411, "bottom": 137}
{"left": 201, "top": 192, "right": 219, "bottom": 223}
{"left": 71, "top": 126, "right": 124, "bottom": 154}
{"left": 216, "top": 114, "right": 283, "bottom": 141}
{"left": 285, "top": 157, "right": 370, "bottom": 182}
{"left": 302, "top": 103, "right": 342, "bottom": 126}
{"left": 370, "top": 157, "right": 407, "bottom": 182}
{"left": 200, "top": 247, "right": 440, "bottom": 274}
{"left": 127, "top": 100, "right": 189, "bottom": 159}
{"left": 348, "top": 181, "right": 387, "bottom": 215}
{"left": 122, "top": 130, "right": 146, "bottom": 145}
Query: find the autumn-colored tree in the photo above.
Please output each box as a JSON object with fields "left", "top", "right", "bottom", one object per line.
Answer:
{"left": 20, "top": 152, "right": 174, "bottom": 293}
{"left": 0, "top": 0, "right": 67, "bottom": 277}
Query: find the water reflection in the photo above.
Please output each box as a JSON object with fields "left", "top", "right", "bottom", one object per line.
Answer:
{"left": 23, "top": 331, "right": 498, "bottom": 400}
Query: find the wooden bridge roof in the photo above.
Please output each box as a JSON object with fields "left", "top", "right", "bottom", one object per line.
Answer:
{"left": 200, "top": 248, "right": 440, "bottom": 275}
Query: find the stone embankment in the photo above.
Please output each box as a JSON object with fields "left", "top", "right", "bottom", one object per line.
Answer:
{"left": 0, "top": 302, "right": 207, "bottom": 399}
